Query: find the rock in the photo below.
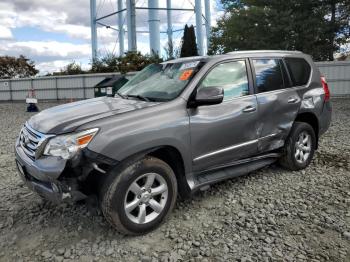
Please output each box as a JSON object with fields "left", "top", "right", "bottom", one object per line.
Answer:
{"left": 191, "top": 249, "right": 200, "bottom": 257}
{"left": 81, "top": 239, "right": 88, "bottom": 244}
{"left": 57, "top": 248, "right": 65, "bottom": 256}
{"left": 105, "top": 248, "right": 114, "bottom": 256}
{"left": 343, "top": 231, "right": 350, "bottom": 240}
{"left": 264, "top": 237, "right": 273, "bottom": 244}
{"left": 64, "top": 249, "right": 71, "bottom": 259}
{"left": 42, "top": 251, "right": 52, "bottom": 259}
{"left": 213, "top": 241, "right": 219, "bottom": 246}
{"left": 298, "top": 212, "right": 308, "bottom": 219}
{"left": 267, "top": 231, "right": 277, "bottom": 237}
{"left": 193, "top": 241, "right": 200, "bottom": 247}
{"left": 141, "top": 256, "right": 151, "bottom": 262}
{"left": 267, "top": 217, "right": 276, "bottom": 225}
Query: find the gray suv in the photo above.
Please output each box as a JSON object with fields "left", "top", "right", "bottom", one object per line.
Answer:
{"left": 15, "top": 50, "right": 332, "bottom": 235}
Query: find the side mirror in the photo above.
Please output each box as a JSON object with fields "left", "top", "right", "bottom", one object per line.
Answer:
{"left": 191, "top": 86, "right": 224, "bottom": 107}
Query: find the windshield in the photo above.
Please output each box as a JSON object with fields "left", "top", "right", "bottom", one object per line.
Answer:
{"left": 117, "top": 61, "right": 201, "bottom": 101}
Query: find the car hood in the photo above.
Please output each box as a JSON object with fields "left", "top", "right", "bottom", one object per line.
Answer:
{"left": 28, "top": 97, "right": 158, "bottom": 134}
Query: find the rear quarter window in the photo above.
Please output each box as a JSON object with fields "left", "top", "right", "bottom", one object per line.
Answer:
{"left": 284, "top": 58, "right": 311, "bottom": 86}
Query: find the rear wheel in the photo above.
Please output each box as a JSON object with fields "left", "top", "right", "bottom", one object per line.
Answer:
{"left": 279, "top": 122, "right": 316, "bottom": 171}
{"left": 100, "top": 156, "right": 177, "bottom": 235}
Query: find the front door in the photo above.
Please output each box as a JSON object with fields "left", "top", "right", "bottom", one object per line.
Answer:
{"left": 188, "top": 60, "right": 259, "bottom": 172}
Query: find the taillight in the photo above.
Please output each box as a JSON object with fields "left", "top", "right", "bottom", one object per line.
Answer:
{"left": 321, "top": 76, "right": 330, "bottom": 101}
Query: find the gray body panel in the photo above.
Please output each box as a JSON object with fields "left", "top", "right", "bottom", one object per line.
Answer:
{"left": 83, "top": 98, "right": 193, "bottom": 174}
{"left": 28, "top": 97, "right": 158, "bottom": 134}
{"left": 189, "top": 95, "right": 259, "bottom": 172}
{"left": 20, "top": 50, "right": 332, "bottom": 195}
{"left": 255, "top": 88, "right": 301, "bottom": 152}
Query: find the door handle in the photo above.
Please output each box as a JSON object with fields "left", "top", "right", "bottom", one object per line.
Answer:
{"left": 288, "top": 97, "right": 298, "bottom": 104}
{"left": 242, "top": 105, "right": 256, "bottom": 113}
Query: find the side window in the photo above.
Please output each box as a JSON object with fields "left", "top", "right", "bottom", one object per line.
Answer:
{"left": 253, "top": 59, "right": 284, "bottom": 93}
{"left": 199, "top": 61, "right": 249, "bottom": 101}
{"left": 285, "top": 58, "right": 311, "bottom": 86}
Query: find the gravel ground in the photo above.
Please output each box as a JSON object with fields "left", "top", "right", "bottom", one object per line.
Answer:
{"left": 0, "top": 99, "right": 349, "bottom": 262}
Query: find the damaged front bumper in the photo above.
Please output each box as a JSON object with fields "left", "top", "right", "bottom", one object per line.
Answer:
{"left": 15, "top": 139, "right": 88, "bottom": 203}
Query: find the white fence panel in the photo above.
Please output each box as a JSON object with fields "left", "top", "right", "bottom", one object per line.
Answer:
{"left": 316, "top": 61, "right": 350, "bottom": 96}
{"left": 0, "top": 72, "right": 134, "bottom": 101}
{"left": 0, "top": 62, "right": 349, "bottom": 101}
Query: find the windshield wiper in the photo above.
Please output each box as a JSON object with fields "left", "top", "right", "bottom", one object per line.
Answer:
{"left": 125, "top": 94, "right": 152, "bottom": 102}
{"left": 116, "top": 92, "right": 157, "bottom": 102}
{"left": 115, "top": 92, "right": 127, "bottom": 99}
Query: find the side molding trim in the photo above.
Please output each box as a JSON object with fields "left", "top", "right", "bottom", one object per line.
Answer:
{"left": 193, "top": 139, "right": 258, "bottom": 162}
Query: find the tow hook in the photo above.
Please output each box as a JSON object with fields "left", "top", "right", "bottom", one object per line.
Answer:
{"left": 92, "top": 163, "right": 106, "bottom": 174}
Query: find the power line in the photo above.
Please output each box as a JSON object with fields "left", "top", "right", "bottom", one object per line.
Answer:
{"left": 96, "top": 0, "right": 106, "bottom": 17}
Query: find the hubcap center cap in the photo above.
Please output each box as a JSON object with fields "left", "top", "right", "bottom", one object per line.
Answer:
{"left": 141, "top": 192, "right": 151, "bottom": 203}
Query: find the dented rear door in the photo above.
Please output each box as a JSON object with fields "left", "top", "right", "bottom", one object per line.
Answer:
{"left": 250, "top": 58, "right": 301, "bottom": 152}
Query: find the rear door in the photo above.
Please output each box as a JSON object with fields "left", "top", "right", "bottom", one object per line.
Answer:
{"left": 250, "top": 58, "right": 301, "bottom": 152}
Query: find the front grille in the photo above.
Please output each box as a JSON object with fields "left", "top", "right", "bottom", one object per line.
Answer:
{"left": 19, "top": 123, "right": 48, "bottom": 160}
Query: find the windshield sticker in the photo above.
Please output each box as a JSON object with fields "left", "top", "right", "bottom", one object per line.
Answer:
{"left": 179, "top": 69, "right": 194, "bottom": 81}
{"left": 179, "top": 61, "right": 200, "bottom": 71}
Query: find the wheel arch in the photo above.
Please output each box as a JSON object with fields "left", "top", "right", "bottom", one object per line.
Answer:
{"left": 294, "top": 112, "right": 319, "bottom": 149}
{"left": 104, "top": 145, "right": 192, "bottom": 199}
{"left": 147, "top": 146, "right": 192, "bottom": 199}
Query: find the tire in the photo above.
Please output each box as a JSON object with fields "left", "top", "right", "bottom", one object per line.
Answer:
{"left": 279, "top": 122, "right": 316, "bottom": 171}
{"left": 99, "top": 156, "right": 177, "bottom": 235}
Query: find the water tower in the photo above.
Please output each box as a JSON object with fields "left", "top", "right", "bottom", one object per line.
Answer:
{"left": 90, "top": 0, "right": 212, "bottom": 60}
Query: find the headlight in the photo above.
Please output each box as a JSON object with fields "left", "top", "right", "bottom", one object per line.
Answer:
{"left": 44, "top": 128, "right": 99, "bottom": 159}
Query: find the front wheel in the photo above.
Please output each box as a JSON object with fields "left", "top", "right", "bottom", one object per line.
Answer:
{"left": 100, "top": 156, "right": 177, "bottom": 235}
{"left": 279, "top": 122, "right": 316, "bottom": 171}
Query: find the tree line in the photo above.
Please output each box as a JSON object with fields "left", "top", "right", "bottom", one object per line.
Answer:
{"left": 209, "top": 0, "right": 349, "bottom": 61}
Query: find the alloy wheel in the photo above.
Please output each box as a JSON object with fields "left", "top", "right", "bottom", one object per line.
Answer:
{"left": 124, "top": 173, "right": 168, "bottom": 224}
{"left": 294, "top": 131, "right": 312, "bottom": 164}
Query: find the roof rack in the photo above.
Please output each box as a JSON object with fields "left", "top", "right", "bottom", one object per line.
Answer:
{"left": 226, "top": 50, "right": 303, "bottom": 55}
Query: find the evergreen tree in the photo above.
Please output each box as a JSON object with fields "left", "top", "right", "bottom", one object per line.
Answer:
{"left": 180, "top": 25, "right": 199, "bottom": 57}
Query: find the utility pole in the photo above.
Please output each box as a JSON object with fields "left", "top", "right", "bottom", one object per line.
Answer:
{"left": 195, "top": 0, "right": 204, "bottom": 55}
{"left": 118, "top": 0, "right": 125, "bottom": 56}
{"left": 148, "top": 0, "right": 160, "bottom": 55}
{"left": 90, "top": 0, "right": 98, "bottom": 61}
{"left": 204, "top": 0, "right": 211, "bottom": 52}
{"left": 126, "top": 0, "right": 137, "bottom": 51}
{"left": 166, "top": 0, "right": 173, "bottom": 56}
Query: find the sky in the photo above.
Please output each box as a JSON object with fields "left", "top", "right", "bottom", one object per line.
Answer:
{"left": 0, "top": 0, "right": 223, "bottom": 75}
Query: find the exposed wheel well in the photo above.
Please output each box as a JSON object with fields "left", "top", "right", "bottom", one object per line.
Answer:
{"left": 148, "top": 146, "right": 191, "bottom": 199}
{"left": 295, "top": 112, "right": 319, "bottom": 148}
